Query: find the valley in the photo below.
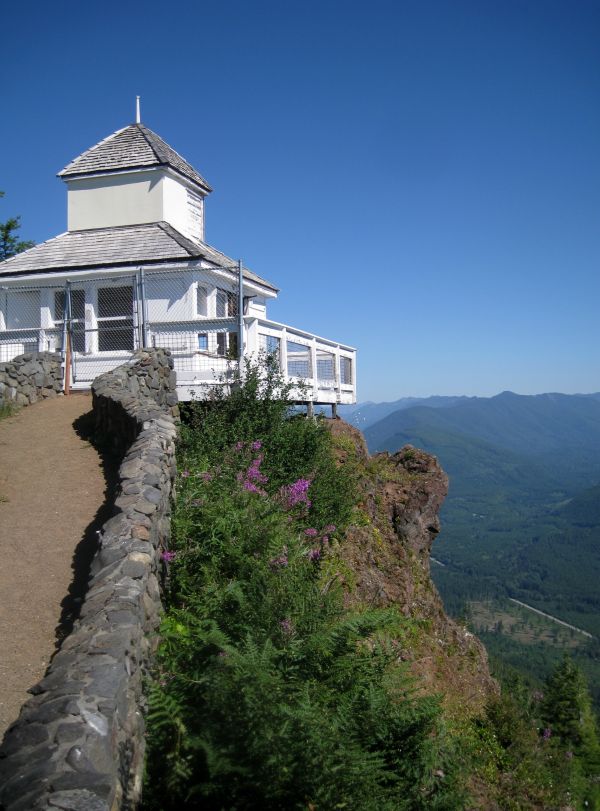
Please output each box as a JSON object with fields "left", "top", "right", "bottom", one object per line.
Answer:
{"left": 353, "top": 391, "right": 600, "bottom": 710}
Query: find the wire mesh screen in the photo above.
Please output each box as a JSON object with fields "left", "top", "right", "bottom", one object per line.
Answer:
{"left": 0, "top": 266, "right": 241, "bottom": 386}
{"left": 0, "top": 266, "right": 355, "bottom": 401}
{"left": 258, "top": 333, "right": 281, "bottom": 356}
{"left": 58, "top": 274, "right": 141, "bottom": 383}
{"left": 143, "top": 267, "right": 240, "bottom": 384}
{"left": 0, "top": 282, "right": 65, "bottom": 362}
{"left": 340, "top": 356, "right": 353, "bottom": 385}
{"left": 286, "top": 340, "right": 312, "bottom": 378}
{"left": 316, "top": 349, "right": 336, "bottom": 387}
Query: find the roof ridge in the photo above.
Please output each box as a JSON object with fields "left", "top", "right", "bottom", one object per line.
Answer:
{"left": 58, "top": 126, "right": 129, "bottom": 177}
{"left": 155, "top": 221, "right": 200, "bottom": 257}
{"left": 135, "top": 123, "right": 162, "bottom": 163}
{"left": 155, "top": 222, "right": 236, "bottom": 267}
{"left": 138, "top": 125, "right": 212, "bottom": 192}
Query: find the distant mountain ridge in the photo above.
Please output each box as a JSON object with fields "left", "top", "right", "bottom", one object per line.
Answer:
{"left": 344, "top": 390, "right": 600, "bottom": 432}
{"left": 339, "top": 395, "right": 470, "bottom": 429}
{"left": 366, "top": 391, "right": 600, "bottom": 458}
{"left": 359, "top": 389, "right": 600, "bottom": 643}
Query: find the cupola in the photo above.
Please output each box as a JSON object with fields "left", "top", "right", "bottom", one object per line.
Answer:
{"left": 58, "top": 116, "right": 212, "bottom": 244}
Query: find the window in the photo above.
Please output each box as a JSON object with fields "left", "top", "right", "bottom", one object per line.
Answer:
{"left": 286, "top": 340, "right": 311, "bottom": 378}
{"left": 97, "top": 286, "right": 134, "bottom": 352}
{"left": 216, "top": 332, "right": 238, "bottom": 358}
{"left": 196, "top": 286, "right": 208, "bottom": 317}
{"left": 216, "top": 288, "right": 238, "bottom": 318}
{"left": 6, "top": 290, "right": 40, "bottom": 329}
{"left": 341, "top": 357, "right": 352, "bottom": 385}
{"left": 259, "top": 333, "right": 280, "bottom": 358}
{"left": 317, "top": 350, "right": 335, "bottom": 381}
{"left": 54, "top": 289, "right": 86, "bottom": 353}
{"left": 198, "top": 333, "right": 208, "bottom": 351}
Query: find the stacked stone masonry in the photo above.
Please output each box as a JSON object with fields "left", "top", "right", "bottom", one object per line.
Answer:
{"left": 0, "top": 352, "right": 63, "bottom": 407}
{"left": 0, "top": 349, "right": 179, "bottom": 811}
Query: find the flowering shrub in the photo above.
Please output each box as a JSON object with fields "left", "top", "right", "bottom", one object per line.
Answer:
{"left": 280, "top": 477, "right": 312, "bottom": 508}
{"left": 144, "top": 358, "right": 463, "bottom": 810}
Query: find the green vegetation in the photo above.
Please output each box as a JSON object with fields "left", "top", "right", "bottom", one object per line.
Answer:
{"left": 458, "top": 596, "right": 600, "bottom": 713}
{"left": 143, "top": 358, "right": 464, "bottom": 810}
{"left": 0, "top": 402, "right": 16, "bottom": 421}
{"left": 0, "top": 191, "right": 34, "bottom": 260}
{"left": 464, "top": 658, "right": 600, "bottom": 810}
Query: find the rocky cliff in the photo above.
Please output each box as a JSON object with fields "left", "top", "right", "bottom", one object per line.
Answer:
{"left": 329, "top": 420, "right": 498, "bottom": 716}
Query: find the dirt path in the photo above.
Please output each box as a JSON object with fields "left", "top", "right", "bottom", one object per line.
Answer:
{"left": 0, "top": 394, "right": 110, "bottom": 738}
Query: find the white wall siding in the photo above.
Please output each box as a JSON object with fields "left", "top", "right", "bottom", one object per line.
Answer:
{"left": 159, "top": 174, "right": 205, "bottom": 244}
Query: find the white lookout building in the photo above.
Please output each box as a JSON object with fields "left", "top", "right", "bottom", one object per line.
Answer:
{"left": 0, "top": 113, "right": 356, "bottom": 405}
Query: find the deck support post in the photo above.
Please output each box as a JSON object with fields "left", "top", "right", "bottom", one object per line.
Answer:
{"left": 139, "top": 268, "right": 148, "bottom": 348}
{"left": 306, "top": 400, "right": 314, "bottom": 419}
{"left": 238, "top": 260, "right": 244, "bottom": 376}
{"left": 331, "top": 402, "right": 338, "bottom": 419}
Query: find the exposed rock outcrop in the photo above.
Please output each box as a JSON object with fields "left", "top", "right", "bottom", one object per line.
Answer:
{"left": 329, "top": 420, "right": 498, "bottom": 715}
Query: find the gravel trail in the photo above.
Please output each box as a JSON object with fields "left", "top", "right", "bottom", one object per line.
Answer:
{"left": 0, "top": 394, "right": 110, "bottom": 738}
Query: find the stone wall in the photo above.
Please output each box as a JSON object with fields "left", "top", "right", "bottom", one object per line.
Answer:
{"left": 0, "top": 349, "right": 179, "bottom": 811}
{"left": 0, "top": 352, "right": 63, "bottom": 407}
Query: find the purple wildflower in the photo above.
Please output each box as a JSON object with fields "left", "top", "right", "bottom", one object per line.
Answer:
{"left": 246, "top": 455, "right": 268, "bottom": 484}
{"left": 235, "top": 441, "right": 244, "bottom": 451}
{"left": 308, "top": 548, "right": 321, "bottom": 562}
{"left": 251, "top": 440, "right": 262, "bottom": 451}
{"left": 279, "top": 618, "right": 293, "bottom": 635}
{"left": 282, "top": 478, "right": 311, "bottom": 508}
{"left": 304, "top": 528, "right": 318, "bottom": 537}
{"left": 200, "top": 472, "right": 212, "bottom": 482}
{"left": 324, "top": 524, "right": 336, "bottom": 533}
{"left": 161, "top": 550, "right": 177, "bottom": 563}
{"left": 321, "top": 536, "right": 329, "bottom": 545}
{"left": 542, "top": 728, "right": 552, "bottom": 740}
{"left": 180, "top": 470, "right": 190, "bottom": 478}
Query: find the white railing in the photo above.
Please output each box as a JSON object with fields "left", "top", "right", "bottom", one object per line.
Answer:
{"left": 245, "top": 317, "right": 356, "bottom": 405}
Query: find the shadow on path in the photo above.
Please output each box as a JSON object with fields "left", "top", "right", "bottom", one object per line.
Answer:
{"left": 53, "top": 410, "right": 122, "bottom": 647}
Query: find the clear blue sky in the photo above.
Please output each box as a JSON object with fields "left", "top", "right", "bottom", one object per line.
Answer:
{"left": 2, "top": 0, "right": 599, "bottom": 401}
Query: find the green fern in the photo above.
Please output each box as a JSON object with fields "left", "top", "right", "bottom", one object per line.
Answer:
{"left": 143, "top": 358, "right": 465, "bottom": 810}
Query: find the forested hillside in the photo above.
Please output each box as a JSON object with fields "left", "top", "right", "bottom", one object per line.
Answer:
{"left": 364, "top": 391, "right": 600, "bottom": 709}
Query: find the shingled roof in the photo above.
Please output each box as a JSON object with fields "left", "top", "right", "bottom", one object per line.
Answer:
{"left": 58, "top": 124, "right": 212, "bottom": 193}
{"left": 0, "top": 222, "right": 277, "bottom": 292}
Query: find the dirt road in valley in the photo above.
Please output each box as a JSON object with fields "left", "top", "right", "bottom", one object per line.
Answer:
{"left": 0, "top": 394, "right": 111, "bottom": 739}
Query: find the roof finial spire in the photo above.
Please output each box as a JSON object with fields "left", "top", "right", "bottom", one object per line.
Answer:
{"left": 135, "top": 96, "right": 141, "bottom": 124}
